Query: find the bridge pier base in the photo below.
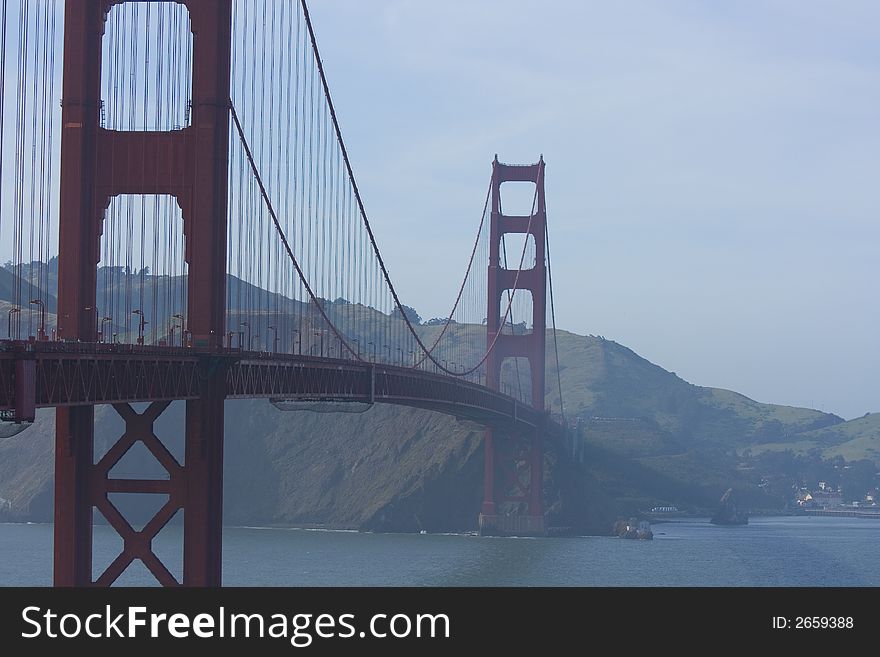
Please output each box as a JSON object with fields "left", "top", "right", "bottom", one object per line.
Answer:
{"left": 478, "top": 428, "right": 546, "bottom": 537}
{"left": 478, "top": 514, "right": 546, "bottom": 537}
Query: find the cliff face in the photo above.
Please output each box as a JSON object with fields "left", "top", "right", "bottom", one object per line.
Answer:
{"left": 0, "top": 400, "right": 615, "bottom": 535}
{"left": 0, "top": 411, "right": 55, "bottom": 520}
{"left": 222, "top": 400, "right": 488, "bottom": 531}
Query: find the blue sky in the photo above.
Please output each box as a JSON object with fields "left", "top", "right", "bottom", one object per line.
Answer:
{"left": 0, "top": 1, "right": 875, "bottom": 419}
{"left": 307, "top": 1, "right": 879, "bottom": 419}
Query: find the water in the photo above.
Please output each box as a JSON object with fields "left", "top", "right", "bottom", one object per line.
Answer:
{"left": 2, "top": 516, "right": 878, "bottom": 586}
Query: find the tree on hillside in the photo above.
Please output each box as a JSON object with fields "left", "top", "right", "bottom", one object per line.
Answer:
{"left": 425, "top": 317, "right": 455, "bottom": 326}
{"left": 391, "top": 304, "right": 421, "bottom": 325}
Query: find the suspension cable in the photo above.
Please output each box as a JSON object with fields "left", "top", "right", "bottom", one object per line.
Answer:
{"left": 229, "top": 101, "right": 359, "bottom": 359}
{"left": 299, "top": 0, "right": 537, "bottom": 376}
{"left": 546, "top": 220, "right": 566, "bottom": 424}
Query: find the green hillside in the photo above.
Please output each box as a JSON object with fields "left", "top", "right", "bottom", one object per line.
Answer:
{"left": 746, "top": 413, "right": 880, "bottom": 462}
{"left": 0, "top": 263, "right": 873, "bottom": 529}
{"left": 548, "top": 331, "right": 842, "bottom": 448}
{"left": 819, "top": 414, "right": 880, "bottom": 461}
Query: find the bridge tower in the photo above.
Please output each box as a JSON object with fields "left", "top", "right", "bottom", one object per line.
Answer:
{"left": 480, "top": 157, "right": 547, "bottom": 536}
{"left": 55, "top": 0, "right": 231, "bottom": 586}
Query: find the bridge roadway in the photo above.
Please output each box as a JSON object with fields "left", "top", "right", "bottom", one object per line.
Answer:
{"left": 0, "top": 340, "right": 559, "bottom": 436}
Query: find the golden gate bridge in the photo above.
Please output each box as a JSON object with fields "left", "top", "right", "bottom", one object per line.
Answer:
{"left": 0, "top": 0, "right": 568, "bottom": 586}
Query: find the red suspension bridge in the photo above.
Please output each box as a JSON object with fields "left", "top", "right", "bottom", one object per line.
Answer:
{"left": 0, "top": 0, "right": 568, "bottom": 586}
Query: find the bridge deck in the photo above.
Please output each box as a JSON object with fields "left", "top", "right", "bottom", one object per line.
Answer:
{"left": 0, "top": 341, "right": 558, "bottom": 435}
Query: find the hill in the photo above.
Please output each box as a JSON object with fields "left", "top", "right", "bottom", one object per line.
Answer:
{"left": 1, "top": 325, "right": 864, "bottom": 528}
{"left": 0, "top": 263, "right": 874, "bottom": 529}
{"left": 745, "top": 413, "right": 880, "bottom": 462}
{"left": 550, "top": 331, "right": 842, "bottom": 445}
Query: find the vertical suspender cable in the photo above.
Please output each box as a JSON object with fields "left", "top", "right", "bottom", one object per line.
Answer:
{"left": 0, "top": 1, "right": 6, "bottom": 332}
{"left": 545, "top": 221, "right": 565, "bottom": 424}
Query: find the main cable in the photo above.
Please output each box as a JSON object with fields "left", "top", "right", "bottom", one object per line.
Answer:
{"left": 299, "top": 0, "right": 533, "bottom": 377}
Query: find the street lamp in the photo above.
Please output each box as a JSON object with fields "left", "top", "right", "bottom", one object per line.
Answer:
{"left": 368, "top": 341, "right": 375, "bottom": 362}
{"left": 7, "top": 307, "right": 20, "bottom": 339}
{"left": 315, "top": 330, "right": 324, "bottom": 357}
{"left": 383, "top": 344, "right": 390, "bottom": 363}
{"left": 101, "top": 316, "right": 112, "bottom": 343}
{"left": 267, "top": 325, "right": 277, "bottom": 353}
{"left": 132, "top": 309, "right": 147, "bottom": 345}
{"left": 396, "top": 347, "right": 403, "bottom": 365}
{"left": 251, "top": 333, "right": 260, "bottom": 351}
{"left": 240, "top": 322, "right": 250, "bottom": 351}
{"left": 226, "top": 331, "right": 236, "bottom": 349}
{"left": 30, "top": 299, "right": 46, "bottom": 341}
{"left": 293, "top": 329, "right": 301, "bottom": 354}
{"left": 170, "top": 314, "right": 183, "bottom": 347}
{"left": 351, "top": 337, "right": 360, "bottom": 359}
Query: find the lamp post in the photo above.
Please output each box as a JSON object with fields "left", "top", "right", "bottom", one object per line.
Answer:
{"left": 368, "top": 341, "right": 375, "bottom": 362}
{"left": 293, "top": 329, "right": 301, "bottom": 354}
{"left": 7, "top": 307, "right": 20, "bottom": 339}
{"left": 315, "top": 330, "right": 324, "bottom": 357}
{"left": 170, "top": 314, "right": 183, "bottom": 347}
{"left": 101, "top": 316, "right": 112, "bottom": 343}
{"left": 396, "top": 347, "right": 403, "bottom": 366}
{"left": 132, "top": 309, "right": 147, "bottom": 345}
{"left": 351, "top": 337, "right": 360, "bottom": 359}
{"left": 267, "top": 325, "right": 277, "bottom": 353}
{"left": 240, "top": 321, "right": 250, "bottom": 351}
{"left": 383, "top": 344, "right": 390, "bottom": 363}
{"left": 226, "top": 331, "right": 235, "bottom": 349}
{"left": 30, "top": 299, "right": 46, "bottom": 341}
{"left": 251, "top": 333, "right": 260, "bottom": 351}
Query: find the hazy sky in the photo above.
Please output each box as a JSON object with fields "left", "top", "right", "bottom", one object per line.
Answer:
{"left": 307, "top": 1, "right": 879, "bottom": 419}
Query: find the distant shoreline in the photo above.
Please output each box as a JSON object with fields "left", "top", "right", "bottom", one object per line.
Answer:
{"left": 797, "top": 508, "right": 880, "bottom": 519}
{"left": 648, "top": 510, "right": 880, "bottom": 524}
